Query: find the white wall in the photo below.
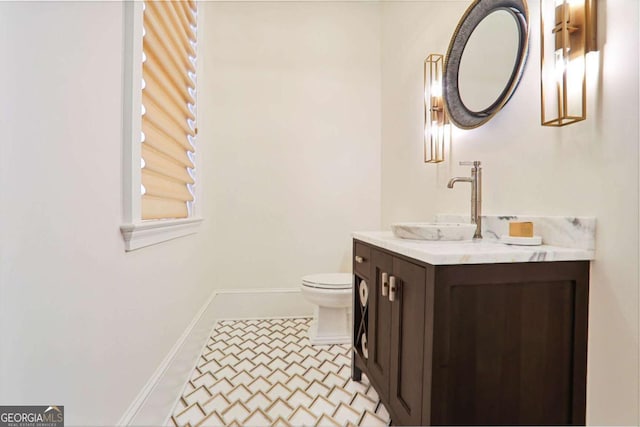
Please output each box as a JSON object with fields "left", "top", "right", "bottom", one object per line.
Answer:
{"left": 381, "top": 0, "right": 639, "bottom": 425}
{"left": 0, "top": 3, "right": 217, "bottom": 424}
{"left": 0, "top": 1, "right": 382, "bottom": 424}
{"left": 200, "top": 2, "right": 381, "bottom": 289}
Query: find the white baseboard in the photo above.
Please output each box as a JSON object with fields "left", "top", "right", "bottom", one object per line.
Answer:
{"left": 118, "top": 287, "right": 312, "bottom": 426}
{"left": 210, "top": 288, "right": 313, "bottom": 320}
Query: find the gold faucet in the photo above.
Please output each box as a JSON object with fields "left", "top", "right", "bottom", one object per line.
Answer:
{"left": 447, "top": 161, "right": 482, "bottom": 239}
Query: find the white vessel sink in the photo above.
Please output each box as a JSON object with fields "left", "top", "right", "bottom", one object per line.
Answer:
{"left": 391, "top": 222, "right": 476, "bottom": 241}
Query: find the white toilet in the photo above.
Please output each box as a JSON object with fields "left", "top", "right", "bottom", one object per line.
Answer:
{"left": 300, "top": 273, "right": 352, "bottom": 345}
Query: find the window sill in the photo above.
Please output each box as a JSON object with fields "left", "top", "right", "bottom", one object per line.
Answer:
{"left": 120, "top": 217, "right": 203, "bottom": 251}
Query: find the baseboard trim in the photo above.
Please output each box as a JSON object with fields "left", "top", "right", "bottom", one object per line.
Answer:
{"left": 117, "top": 288, "right": 218, "bottom": 426}
{"left": 118, "top": 287, "right": 312, "bottom": 426}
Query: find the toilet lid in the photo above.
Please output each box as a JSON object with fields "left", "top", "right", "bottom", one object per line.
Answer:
{"left": 302, "top": 273, "right": 352, "bottom": 290}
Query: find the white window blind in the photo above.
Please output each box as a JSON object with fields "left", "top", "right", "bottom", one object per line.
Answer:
{"left": 141, "top": 0, "right": 197, "bottom": 220}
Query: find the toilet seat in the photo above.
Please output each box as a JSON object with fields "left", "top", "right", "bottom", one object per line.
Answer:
{"left": 301, "top": 273, "right": 352, "bottom": 290}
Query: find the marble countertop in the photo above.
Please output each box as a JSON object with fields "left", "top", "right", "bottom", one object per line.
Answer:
{"left": 353, "top": 231, "right": 595, "bottom": 266}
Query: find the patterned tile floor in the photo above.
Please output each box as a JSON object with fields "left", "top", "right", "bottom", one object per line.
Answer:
{"left": 170, "top": 317, "right": 390, "bottom": 427}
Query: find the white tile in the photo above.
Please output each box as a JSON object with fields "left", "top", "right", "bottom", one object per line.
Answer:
{"left": 268, "top": 356, "right": 289, "bottom": 371}
{"left": 226, "top": 336, "right": 243, "bottom": 346}
{"left": 318, "top": 359, "right": 341, "bottom": 374}
{"left": 265, "top": 398, "right": 294, "bottom": 420}
{"left": 343, "top": 380, "right": 369, "bottom": 396}
{"left": 299, "top": 347, "right": 318, "bottom": 358}
{"left": 202, "top": 393, "right": 231, "bottom": 415}
{"left": 238, "top": 338, "right": 259, "bottom": 350}
{"left": 270, "top": 347, "right": 288, "bottom": 358}
{"left": 285, "top": 373, "right": 310, "bottom": 391}
{"left": 350, "top": 392, "right": 377, "bottom": 413}
{"left": 301, "top": 355, "right": 322, "bottom": 369}
{"left": 315, "top": 349, "right": 335, "bottom": 362}
{"left": 184, "top": 386, "right": 212, "bottom": 406}
{"left": 267, "top": 368, "right": 289, "bottom": 384}
{"left": 252, "top": 353, "right": 272, "bottom": 365}
{"left": 270, "top": 330, "right": 285, "bottom": 340}
{"left": 272, "top": 415, "right": 293, "bottom": 427}
{"left": 284, "top": 361, "right": 307, "bottom": 377}
{"left": 244, "top": 390, "right": 271, "bottom": 411}
{"left": 174, "top": 403, "right": 206, "bottom": 427}
{"left": 226, "top": 384, "right": 252, "bottom": 402}
{"left": 336, "top": 365, "right": 352, "bottom": 380}
{"left": 283, "top": 351, "right": 304, "bottom": 364}
{"left": 254, "top": 343, "right": 272, "bottom": 353}
{"left": 237, "top": 348, "right": 257, "bottom": 360}
{"left": 220, "top": 400, "right": 251, "bottom": 425}
{"left": 234, "top": 358, "right": 256, "bottom": 373}
{"left": 305, "top": 380, "right": 331, "bottom": 397}
{"left": 208, "top": 378, "right": 234, "bottom": 395}
{"left": 170, "top": 318, "right": 391, "bottom": 427}
{"left": 303, "top": 367, "right": 325, "bottom": 382}
{"left": 326, "top": 386, "right": 353, "bottom": 405}
{"left": 255, "top": 335, "right": 272, "bottom": 345}
{"left": 195, "top": 410, "right": 225, "bottom": 427}
{"left": 229, "top": 370, "right": 255, "bottom": 386}
{"left": 246, "top": 376, "right": 273, "bottom": 394}
{"left": 332, "top": 402, "right": 361, "bottom": 426}
{"left": 332, "top": 354, "right": 351, "bottom": 366}
{"left": 191, "top": 371, "right": 218, "bottom": 387}
{"left": 242, "top": 331, "right": 258, "bottom": 341}
{"left": 358, "top": 409, "right": 388, "bottom": 427}
{"left": 322, "top": 372, "right": 347, "bottom": 389}
{"left": 283, "top": 342, "right": 303, "bottom": 353}
{"left": 309, "top": 395, "right": 337, "bottom": 418}
{"left": 281, "top": 334, "right": 300, "bottom": 343}
{"left": 218, "top": 353, "right": 240, "bottom": 366}
{"left": 271, "top": 338, "right": 288, "bottom": 347}
{"left": 242, "top": 408, "right": 273, "bottom": 427}
{"left": 286, "top": 388, "right": 314, "bottom": 407}
{"left": 288, "top": 406, "right": 317, "bottom": 427}
{"left": 315, "top": 414, "right": 340, "bottom": 427}
{"left": 212, "top": 365, "right": 238, "bottom": 380}
{"left": 202, "top": 347, "right": 225, "bottom": 360}
{"left": 375, "top": 402, "right": 390, "bottom": 421}
{"left": 266, "top": 382, "right": 293, "bottom": 400}
{"left": 365, "top": 384, "right": 380, "bottom": 401}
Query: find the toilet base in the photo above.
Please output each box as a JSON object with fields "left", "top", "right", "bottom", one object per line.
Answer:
{"left": 307, "top": 306, "right": 351, "bottom": 346}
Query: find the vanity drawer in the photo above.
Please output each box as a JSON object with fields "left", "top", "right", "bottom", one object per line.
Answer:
{"left": 354, "top": 242, "right": 371, "bottom": 278}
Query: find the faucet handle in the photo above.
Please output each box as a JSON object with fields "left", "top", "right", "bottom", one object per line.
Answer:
{"left": 459, "top": 161, "right": 481, "bottom": 168}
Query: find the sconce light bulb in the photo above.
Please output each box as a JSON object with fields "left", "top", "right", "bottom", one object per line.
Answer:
{"left": 554, "top": 49, "right": 567, "bottom": 82}
{"left": 431, "top": 80, "right": 443, "bottom": 98}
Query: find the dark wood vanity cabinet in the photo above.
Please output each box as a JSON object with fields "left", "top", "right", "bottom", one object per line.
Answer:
{"left": 352, "top": 239, "right": 590, "bottom": 426}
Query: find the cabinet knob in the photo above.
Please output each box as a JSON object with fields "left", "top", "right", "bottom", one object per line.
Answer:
{"left": 355, "top": 255, "right": 365, "bottom": 264}
{"left": 381, "top": 272, "right": 389, "bottom": 297}
{"left": 389, "top": 276, "right": 397, "bottom": 302}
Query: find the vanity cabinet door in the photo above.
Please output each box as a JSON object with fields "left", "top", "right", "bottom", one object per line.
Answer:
{"left": 430, "top": 262, "right": 589, "bottom": 426}
{"left": 388, "top": 257, "right": 426, "bottom": 426}
{"left": 367, "top": 249, "right": 392, "bottom": 400}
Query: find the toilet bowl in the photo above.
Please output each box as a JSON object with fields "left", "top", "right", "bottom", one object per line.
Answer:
{"left": 300, "top": 273, "right": 352, "bottom": 345}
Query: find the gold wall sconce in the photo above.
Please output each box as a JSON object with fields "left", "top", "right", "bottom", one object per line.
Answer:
{"left": 424, "top": 54, "right": 451, "bottom": 163}
{"left": 540, "top": 0, "right": 597, "bottom": 126}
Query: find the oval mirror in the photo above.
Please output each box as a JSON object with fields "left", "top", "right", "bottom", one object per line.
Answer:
{"left": 444, "top": 0, "right": 529, "bottom": 129}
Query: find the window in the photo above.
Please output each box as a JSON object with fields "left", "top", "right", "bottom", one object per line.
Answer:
{"left": 121, "top": 1, "right": 202, "bottom": 251}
